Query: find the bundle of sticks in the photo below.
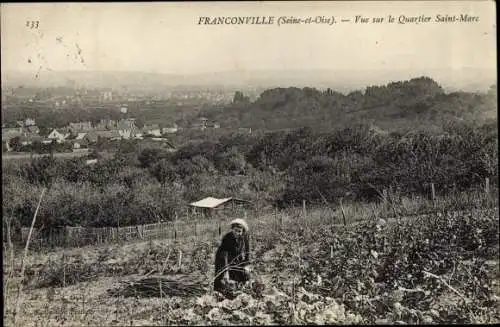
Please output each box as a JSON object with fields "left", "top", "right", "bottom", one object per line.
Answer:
{"left": 108, "top": 276, "right": 208, "bottom": 298}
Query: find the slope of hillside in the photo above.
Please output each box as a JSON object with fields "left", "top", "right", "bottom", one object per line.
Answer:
{"left": 199, "top": 77, "right": 497, "bottom": 133}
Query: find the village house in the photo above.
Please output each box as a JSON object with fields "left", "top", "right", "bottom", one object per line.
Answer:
{"left": 190, "top": 117, "right": 209, "bottom": 131}
{"left": 2, "top": 127, "right": 25, "bottom": 140}
{"left": 191, "top": 117, "right": 220, "bottom": 131}
{"left": 19, "top": 135, "right": 44, "bottom": 146}
{"left": 100, "top": 91, "right": 113, "bottom": 102}
{"left": 72, "top": 141, "right": 83, "bottom": 150}
{"left": 76, "top": 132, "right": 87, "bottom": 141}
{"left": 162, "top": 122, "right": 179, "bottom": 134}
{"left": 95, "top": 119, "right": 118, "bottom": 130}
{"left": 68, "top": 132, "right": 89, "bottom": 149}
{"left": 83, "top": 130, "right": 122, "bottom": 143}
{"left": 68, "top": 121, "right": 93, "bottom": 134}
{"left": 117, "top": 119, "right": 139, "bottom": 139}
{"left": 26, "top": 125, "right": 40, "bottom": 134}
{"left": 66, "top": 132, "right": 88, "bottom": 141}
{"left": 5, "top": 118, "right": 39, "bottom": 138}
{"left": 25, "top": 118, "right": 36, "bottom": 126}
{"left": 47, "top": 129, "right": 67, "bottom": 143}
{"left": 2, "top": 125, "right": 47, "bottom": 151}
{"left": 16, "top": 118, "right": 36, "bottom": 127}
{"left": 141, "top": 123, "right": 162, "bottom": 137}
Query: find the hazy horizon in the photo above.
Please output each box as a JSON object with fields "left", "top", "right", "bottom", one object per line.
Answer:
{"left": 2, "top": 67, "right": 495, "bottom": 94}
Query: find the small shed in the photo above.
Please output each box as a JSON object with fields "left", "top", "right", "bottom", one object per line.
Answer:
{"left": 189, "top": 197, "right": 252, "bottom": 218}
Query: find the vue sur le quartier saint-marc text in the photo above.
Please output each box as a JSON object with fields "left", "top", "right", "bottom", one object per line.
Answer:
{"left": 197, "top": 14, "right": 480, "bottom": 25}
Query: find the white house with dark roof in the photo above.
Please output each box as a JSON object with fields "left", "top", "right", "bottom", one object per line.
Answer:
{"left": 47, "top": 129, "right": 67, "bottom": 143}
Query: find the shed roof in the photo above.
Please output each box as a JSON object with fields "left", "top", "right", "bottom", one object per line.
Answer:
{"left": 189, "top": 197, "right": 233, "bottom": 209}
{"left": 189, "top": 197, "right": 251, "bottom": 209}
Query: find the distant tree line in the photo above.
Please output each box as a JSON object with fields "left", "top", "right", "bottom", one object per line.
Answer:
{"left": 201, "top": 77, "right": 497, "bottom": 133}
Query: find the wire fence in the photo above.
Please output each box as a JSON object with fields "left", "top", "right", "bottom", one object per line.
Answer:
{"left": 19, "top": 211, "right": 282, "bottom": 251}
{"left": 11, "top": 180, "right": 497, "bottom": 252}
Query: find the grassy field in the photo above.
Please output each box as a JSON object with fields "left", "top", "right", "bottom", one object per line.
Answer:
{"left": 3, "top": 202, "right": 499, "bottom": 326}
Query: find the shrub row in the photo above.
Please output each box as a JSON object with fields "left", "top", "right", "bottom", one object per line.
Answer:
{"left": 2, "top": 122, "right": 497, "bottom": 229}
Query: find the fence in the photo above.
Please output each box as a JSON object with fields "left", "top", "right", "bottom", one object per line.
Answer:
{"left": 15, "top": 178, "right": 497, "bottom": 251}
{"left": 21, "top": 212, "right": 285, "bottom": 251}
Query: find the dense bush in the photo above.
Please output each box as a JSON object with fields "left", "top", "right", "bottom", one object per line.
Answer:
{"left": 2, "top": 120, "right": 498, "bottom": 230}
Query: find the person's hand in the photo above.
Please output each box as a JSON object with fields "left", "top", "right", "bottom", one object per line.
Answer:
{"left": 223, "top": 272, "right": 230, "bottom": 282}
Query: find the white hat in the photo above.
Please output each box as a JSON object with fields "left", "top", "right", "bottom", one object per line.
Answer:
{"left": 230, "top": 218, "right": 249, "bottom": 232}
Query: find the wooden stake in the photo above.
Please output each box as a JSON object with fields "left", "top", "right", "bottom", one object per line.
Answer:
{"left": 485, "top": 177, "right": 490, "bottom": 194}
{"left": 177, "top": 249, "right": 182, "bottom": 270}
{"left": 382, "top": 189, "right": 389, "bottom": 213}
{"left": 14, "top": 188, "right": 46, "bottom": 325}
{"left": 340, "top": 199, "right": 347, "bottom": 226}
{"left": 63, "top": 250, "right": 66, "bottom": 288}
{"left": 431, "top": 183, "right": 436, "bottom": 203}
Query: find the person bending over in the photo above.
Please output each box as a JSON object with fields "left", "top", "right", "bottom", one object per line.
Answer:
{"left": 214, "top": 218, "right": 251, "bottom": 293}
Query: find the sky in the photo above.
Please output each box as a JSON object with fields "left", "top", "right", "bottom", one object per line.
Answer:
{"left": 1, "top": 1, "right": 496, "bottom": 77}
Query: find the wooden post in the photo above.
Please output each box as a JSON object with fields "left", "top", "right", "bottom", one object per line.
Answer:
{"left": 62, "top": 250, "right": 66, "bottom": 288}
{"left": 330, "top": 245, "right": 334, "bottom": 259}
{"left": 194, "top": 222, "right": 197, "bottom": 237}
{"left": 485, "top": 177, "right": 490, "bottom": 194}
{"left": 302, "top": 200, "right": 307, "bottom": 219}
{"left": 218, "top": 221, "right": 221, "bottom": 236}
{"left": 431, "top": 183, "right": 436, "bottom": 205}
{"left": 340, "top": 199, "right": 347, "bottom": 226}
{"left": 382, "top": 189, "right": 389, "bottom": 215}
{"left": 177, "top": 249, "right": 182, "bottom": 270}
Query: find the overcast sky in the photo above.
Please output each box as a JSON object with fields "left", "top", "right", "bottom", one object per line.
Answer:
{"left": 1, "top": 1, "right": 496, "bottom": 76}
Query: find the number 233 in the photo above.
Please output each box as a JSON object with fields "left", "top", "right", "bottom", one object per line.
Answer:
{"left": 26, "top": 21, "right": 39, "bottom": 29}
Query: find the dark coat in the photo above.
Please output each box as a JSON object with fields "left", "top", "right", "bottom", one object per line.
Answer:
{"left": 214, "top": 231, "right": 250, "bottom": 289}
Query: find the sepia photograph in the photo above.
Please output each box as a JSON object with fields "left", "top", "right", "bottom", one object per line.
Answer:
{"left": 2, "top": 1, "right": 498, "bottom": 325}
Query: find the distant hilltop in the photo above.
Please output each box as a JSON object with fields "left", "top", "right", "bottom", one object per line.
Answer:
{"left": 1, "top": 67, "right": 495, "bottom": 94}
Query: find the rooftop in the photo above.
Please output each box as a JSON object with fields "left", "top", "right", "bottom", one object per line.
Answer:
{"left": 189, "top": 197, "right": 233, "bottom": 209}
{"left": 189, "top": 196, "right": 251, "bottom": 209}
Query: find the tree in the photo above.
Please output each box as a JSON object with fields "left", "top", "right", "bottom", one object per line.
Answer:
{"left": 151, "top": 159, "right": 177, "bottom": 184}
{"left": 134, "top": 116, "right": 146, "bottom": 129}
{"left": 8, "top": 136, "right": 23, "bottom": 152}
{"left": 214, "top": 147, "right": 246, "bottom": 174}
{"left": 233, "top": 91, "right": 250, "bottom": 104}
